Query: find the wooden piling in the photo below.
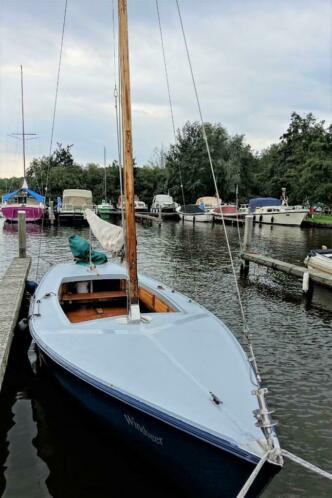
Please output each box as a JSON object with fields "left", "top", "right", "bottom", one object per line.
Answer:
{"left": 0, "top": 257, "right": 31, "bottom": 391}
{"left": 241, "top": 215, "right": 253, "bottom": 275}
{"left": 49, "top": 200, "right": 55, "bottom": 226}
{"left": 158, "top": 205, "right": 162, "bottom": 227}
{"left": 243, "top": 215, "right": 253, "bottom": 252}
{"left": 18, "top": 210, "right": 26, "bottom": 258}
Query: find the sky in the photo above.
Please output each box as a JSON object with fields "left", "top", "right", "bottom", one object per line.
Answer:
{"left": 0, "top": 0, "right": 331, "bottom": 178}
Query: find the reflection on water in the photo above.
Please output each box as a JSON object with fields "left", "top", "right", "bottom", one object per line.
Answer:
{"left": 0, "top": 219, "right": 331, "bottom": 497}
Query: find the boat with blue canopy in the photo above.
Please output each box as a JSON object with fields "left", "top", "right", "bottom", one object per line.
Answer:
{"left": 248, "top": 190, "right": 308, "bottom": 226}
{"left": 1, "top": 66, "right": 46, "bottom": 223}
{"left": 2, "top": 178, "right": 46, "bottom": 222}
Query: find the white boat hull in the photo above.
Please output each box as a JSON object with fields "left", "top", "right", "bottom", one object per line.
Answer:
{"left": 253, "top": 210, "right": 308, "bottom": 226}
{"left": 305, "top": 253, "right": 332, "bottom": 275}
{"left": 179, "top": 213, "right": 212, "bottom": 222}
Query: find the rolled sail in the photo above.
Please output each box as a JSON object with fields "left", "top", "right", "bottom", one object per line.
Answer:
{"left": 85, "top": 208, "right": 123, "bottom": 255}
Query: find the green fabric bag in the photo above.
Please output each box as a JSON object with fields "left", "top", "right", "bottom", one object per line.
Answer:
{"left": 69, "top": 235, "right": 108, "bottom": 265}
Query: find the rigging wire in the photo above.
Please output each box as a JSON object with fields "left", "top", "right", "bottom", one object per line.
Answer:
{"left": 175, "top": 0, "right": 253, "bottom": 346}
{"left": 174, "top": 1, "right": 287, "bottom": 463}
{"left": 155, "top": 0, "right": 186, "bottom": 209}
{"left": 112, "top": 0, "right": 125, "bottom": 232}
{"left": 35, "top": 0, "right": 68, "bottom": 281}
{"left": 155, "top": 0, "right": 201, "bottom": 296}
{"left": 235, "top": 184, "right": 243, "bottom": 251}
{"left": 49, "top": 0, "right": 68, "bottom": 157}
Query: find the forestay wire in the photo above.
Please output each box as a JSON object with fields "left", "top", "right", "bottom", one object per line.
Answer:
{"left": 35, "top": 0, "right": 68, "bottom": 281}
{"left": 155, "top": 0, "right": 200, "bottom": 297}
{"left": 175, "top": 2, "right": 332, "bottom": 492}
{"left": 175, "top": 0, "right": 254, "bottom": 355}
{"left": 155, "top": 0, "right": 186, "bottom": 209}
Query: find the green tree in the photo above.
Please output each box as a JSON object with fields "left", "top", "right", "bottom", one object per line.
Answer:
{"left": 165, "top": 121, "right": 257, "bottom": 203}
{"left": 258, "top": 113, "right": 332, "bottom": 204}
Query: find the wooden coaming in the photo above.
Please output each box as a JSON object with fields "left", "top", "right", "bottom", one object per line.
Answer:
{"left": 60, "top": 280, "right": 176, "bottom": 323}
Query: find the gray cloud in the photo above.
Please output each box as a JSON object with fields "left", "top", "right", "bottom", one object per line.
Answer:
{"left": 0, "top": 0, "right": 331, "bottom": 178}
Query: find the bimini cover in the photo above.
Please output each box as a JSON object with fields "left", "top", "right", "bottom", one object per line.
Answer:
{"left": 2, "top": 188, "right": 45, "bottom": 203}
{"left": 85, "top": 208, "right": 123, "bottom": 255}
{"left": 62, "top": 189, "right": 92, "bottom": 207}
{"left": 196, "top": 196, "right": 220, "bottom": 208}
{"left": 179, "top": 204, "right": 205, "bottom": 214}
{"left": 248, "top": 197, "right": 281, "bottom": 211}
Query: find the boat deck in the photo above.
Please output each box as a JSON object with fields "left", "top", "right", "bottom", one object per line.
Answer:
{"left": 67, "top": 305, "right": 128, "bottom": 323}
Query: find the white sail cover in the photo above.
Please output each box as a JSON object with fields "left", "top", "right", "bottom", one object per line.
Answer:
{"left": 85, "top": 208, "right": 123, "bottom": 254}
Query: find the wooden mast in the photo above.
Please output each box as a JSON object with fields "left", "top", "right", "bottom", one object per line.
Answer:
{"left": 118, "top": 0, "right": 140, "bottom": 321}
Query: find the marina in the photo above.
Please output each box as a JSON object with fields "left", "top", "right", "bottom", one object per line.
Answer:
{"left": 0, "top": 0, "right": 331, "bottom": 496}
{"left": 0, "top": 219, "right": 331, "bottom": 497}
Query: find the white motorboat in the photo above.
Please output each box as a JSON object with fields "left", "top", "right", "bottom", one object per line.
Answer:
{"left": 304, "top": 249, "right": 332, "bottom": 275}
{"left": 150, "top": 194, "right": 177, "bottom": 214}
{"left": 59, "top": 189, "right": 94, "bottom": 225}
{"left": 176, "top": 204, "right": 212, "bottom": 222}
{"left": 117, "top": 195, "right": 148, "bottom": 212}
{"left": 249, "top": 193, "right": 308, "bottom": 226}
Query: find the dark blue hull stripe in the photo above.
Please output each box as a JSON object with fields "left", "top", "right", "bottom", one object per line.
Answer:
{"left": 32, "top": 333, "right": 263, "bottom": 466}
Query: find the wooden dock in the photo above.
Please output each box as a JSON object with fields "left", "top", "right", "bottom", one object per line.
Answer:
{"left": 241, "top": 252, "right": 332, "bottom": 289}
{"left": 240, "top": 214, "right": 332, "bottom": 299}
{"left": 0, "top": 257, "right": 31, "bottom": 391}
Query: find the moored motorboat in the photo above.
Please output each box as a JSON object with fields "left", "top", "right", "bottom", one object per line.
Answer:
{"left": 212, "top": 204, "right": 245, "bottom": 224}
{"left": 97, "top": 199, "right": 116, "bottom": 217}
{"left": 304, "top": 249, "right": 332, "bottom": 275}
{"left": 249, "top": 189, "right": 308, "bottom": 226}
{"left": 97, "top": 148, "right": 117, "bottom": 218}
{"left": 150, "top": 194, "right": 177, "bottom": 214}
{"left": 117, "top": 195, "right": 148, "bottom": 212}
{"left": 176, "top": 204, "right": 212, "bottom": 222}
{"left": 59, "top": 189, "right": 93, "bottom": 225}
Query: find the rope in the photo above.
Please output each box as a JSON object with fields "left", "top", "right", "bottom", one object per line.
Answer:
{"left": 282, "top": 449, "right": 332, "bottom": 481}
{"left": 235, "top": 184, "right": 243, "bottom": 251}
{"left": 236, "top": 452, "right": 269, "bottom": 498}
{"left": 155, "top": 0, "right": 202, "bottom": 297}
{"left": 155, "top": 0, "right": 186, "bottom": 209}
{"left": 49, "top": 0, "right": 68, "bottom": 157}
{"left": 35, "top": 0, "right": 68, "bottom": 281}
{"left": 237, "top": 448, "right": 332, "bottom": 498}
{"left": 175, "top": 0, "right": 253, "bottom": 350}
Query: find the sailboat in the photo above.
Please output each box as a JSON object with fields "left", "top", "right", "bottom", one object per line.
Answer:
{"left": 29, "top": 2, "right": 282, "bottom": 496}
{"left": 97, "top": 147, "right": 116, "bottom": 217}
{"left": 1, "top": 66, "right": 46, "bottom": 223}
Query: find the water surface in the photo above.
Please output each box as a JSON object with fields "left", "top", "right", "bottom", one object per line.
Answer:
{"left": 0, "top": 219, "right": 331, "bottom": 497}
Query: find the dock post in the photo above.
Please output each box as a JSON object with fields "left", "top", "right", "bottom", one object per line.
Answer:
{"left": 18, "top": 210, "right": 26, "bottom": 258}
{"left": 49, "top": 200, "right": 55, "bottom": 226}
{"left": 241, "top": 215, "right": 253, "bottom": 275}
{"left": 158, "top": 205, "right": 162, "bottom": 227}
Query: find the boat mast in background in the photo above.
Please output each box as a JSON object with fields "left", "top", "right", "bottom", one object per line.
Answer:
{"left": 20, "top": 65, "right": 27, "bottom": 180}
{"left": 104, "top": 146, "right": 107, "bottom": 201}
{"left": 118, "top": 0, "right": 140, "bottom": 321}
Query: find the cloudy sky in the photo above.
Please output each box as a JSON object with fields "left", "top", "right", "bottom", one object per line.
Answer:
{"left": 0, "top": 0, "right": 331, "bottom": 178}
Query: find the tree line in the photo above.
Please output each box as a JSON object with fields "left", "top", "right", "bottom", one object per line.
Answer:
{"left": 1, "top": 112, "right": 331, "bottom": 207}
